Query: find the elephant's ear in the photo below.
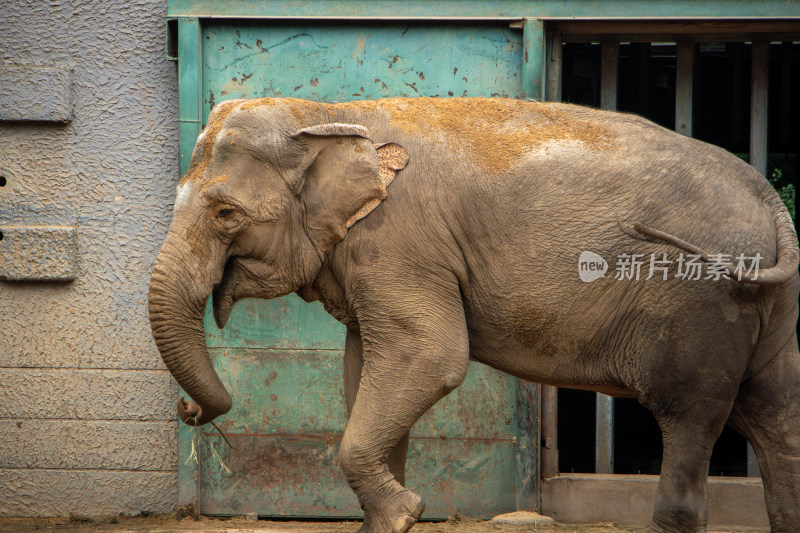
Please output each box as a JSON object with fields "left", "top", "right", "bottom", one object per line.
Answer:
{"left": 293, "top": 124, "right": 409, "bottom": 254}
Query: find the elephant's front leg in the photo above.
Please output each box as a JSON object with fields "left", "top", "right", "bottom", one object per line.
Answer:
{"left": 344, "top": 328, "right": 410, "bottom": 486}
{"left": 338, "top": 280, "right": 469, "bottom": 533}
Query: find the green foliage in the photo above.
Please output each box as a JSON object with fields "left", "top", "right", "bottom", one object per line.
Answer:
{"left": 770, "top": 168, "right": 795, "bottom": 221}
{"left": 735, "top": 154, "right": 795, "bottom": 222}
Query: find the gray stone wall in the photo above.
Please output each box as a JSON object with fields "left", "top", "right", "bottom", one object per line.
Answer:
{"left": 0, "top": 1, "right": 179, "bottom": 517}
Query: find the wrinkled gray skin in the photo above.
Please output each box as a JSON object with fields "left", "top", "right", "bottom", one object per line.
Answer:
{"left": 149, "top": 97, "right": 800, "bottom": 533}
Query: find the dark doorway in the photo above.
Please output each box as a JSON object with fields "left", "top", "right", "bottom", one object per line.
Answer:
{"left": 556, "top": 41, "right": 799, "bottom": 476}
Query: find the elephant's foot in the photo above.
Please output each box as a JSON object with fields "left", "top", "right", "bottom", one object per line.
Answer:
{"left": 356, "top": 489, "right": 425, "bottom": 533}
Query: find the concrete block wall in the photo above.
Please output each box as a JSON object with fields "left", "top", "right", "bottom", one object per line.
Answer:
{"left": 0, "top": 1, "right": 179, "bottom": 517}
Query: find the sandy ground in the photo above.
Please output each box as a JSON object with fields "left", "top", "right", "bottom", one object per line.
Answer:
{"left": 0, "top": 515, "right": 764, "bottom": 533}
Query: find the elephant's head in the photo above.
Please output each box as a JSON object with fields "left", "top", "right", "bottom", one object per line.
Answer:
{"left": 149, "top": 99, "right": 409, "bottom": 425}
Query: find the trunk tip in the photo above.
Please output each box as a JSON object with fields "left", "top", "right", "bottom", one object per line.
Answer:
{"left": 178, "top": 397, "right": 202, "bottom": 426}
{"left": 177, "top": 395, "right": 232, "bottom": 426}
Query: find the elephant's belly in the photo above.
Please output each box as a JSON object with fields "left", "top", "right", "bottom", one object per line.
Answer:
{"left": 464, "top": 305, "right": 637, "bottom": 397}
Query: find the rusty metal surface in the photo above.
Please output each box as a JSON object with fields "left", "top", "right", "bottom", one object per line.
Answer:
{"left": 190, "top": 347, "right": 519, "bottom": 518}
{"left": 180, "top": 18, "right": 534, "bottom": 519}
{"left": 198, "top": 433, "right": 517, "bottom": 519}
{"left": 200, "top": 22, "right": 523, "bottom": 116}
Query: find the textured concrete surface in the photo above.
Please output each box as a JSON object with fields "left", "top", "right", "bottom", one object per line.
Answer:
{"left": 0, "top": 66, "right": 73, "bottom": 122}
{"left": 0, "top": 369, "right": 175, "bottom": 419}
{"left": 0, "top": 420, "right": 176, "bottom": 470}
{"left": 0, "top": 471, "right": 176, "bottom": 518}
{"left": 0, "top": 225, "right": 76, "bottom": 280}
{"left": 0, "top": 0, "right": 179, "bottom": 517}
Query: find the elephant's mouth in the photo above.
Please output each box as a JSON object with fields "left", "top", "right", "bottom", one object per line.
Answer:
{"left": 212, "top": 256, "right": 239, "bottom": 330}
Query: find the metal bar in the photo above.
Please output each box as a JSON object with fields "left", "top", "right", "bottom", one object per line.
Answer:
{"left": 522, "top": 19, "right": 546, "bottom": 101}
{"left": 546, "top": 33, "right": 562, "bottom": 103}
{"left": 178, "top": 17, "right": 203, "bottom": 176}
{"left": 593, "top": 41, "right": 619, "bottom": 476}
{"left": 675, "top": 41, "right": 694, "bottom": 137}
{"left": 595, "top": 395, "right": 614, "bottom": 473}
{"left": 732, "top": 43, "right": 746, "bottom": 145}
{"left": 747, "top": 40, "right": 770, "bottom": 480}
{"left": 540, "top": 385, "right": 559, "bottom": 478}
{"left": 167, "top": 0, "right": 800, "bottom": 20}
{"left": 556, "top": 20, "right": 800, "bottom": 35}
{"left": 750, "top": 42, "right": 769, "bottom": 178}
{"left": 176, "top": 17, "right": 202, "bottom": 508}
{"left": 516, "top": 380, "right": 540, "bottom": 512}
{"left": 600, "top": 42, "right": 618, "bottom": 111}
{"left": 747, "top": 444, "right": 761, "bottom": 478}
{"left": 779, "top": 42, "right": 792, "bottom": 146}
{"left": 557, "top": 32, "right": 800, "bottom": 43}
{"left": 537, "top": 33, "right": 561, "bottom": 492}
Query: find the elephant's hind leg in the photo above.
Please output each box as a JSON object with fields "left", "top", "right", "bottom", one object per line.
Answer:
{"left": 728, "top": 343, "right": 800, "bottom": 533}
{"left": 638, "top": 311, "right": 751, "bottom": 532}
{"left": 338, "top": 277, "right": 470, "bottom": 533}
{"left": 650, "top": 399, "right": 735, "bottom": 533}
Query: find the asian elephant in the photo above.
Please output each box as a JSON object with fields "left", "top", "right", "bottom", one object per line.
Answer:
{"left": 149, "top": 97, "right": 800, "bottom": 533}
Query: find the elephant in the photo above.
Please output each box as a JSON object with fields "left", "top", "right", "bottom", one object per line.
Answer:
{"left": 149, "top": 96, "right": 800, "bottom": 533}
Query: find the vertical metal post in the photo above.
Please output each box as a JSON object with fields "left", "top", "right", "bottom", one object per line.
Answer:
{"left": 600, "top": 42, "right": 619, "bottom": 110}
{"left": 747, "top": 41, "right": 770, "bottom": 479}
{"left": 675, "top": 41, "right": 694, "bottom": 137}
{"left": 779, "top": 42, "right": 792, "bottom": 147}
{"left": 178, "top": 17, "right": 203, "bottom": 176}
{"left": 540, "top": 385, "right": 559, "bottom": 478}
{"left": 593, "top": 41, "right": 619, "bottom": 476}
{"left": 546, "top": 32, "right": 562, "bottom": 103}
{"left": 516, "top": 380, "right": 540, "bottom": 512}
{"left": 750, "top": 42, "right": 769, "bottom": 178}
{"left": 732, "top": 43, "right": 746, "bottom": 145}
{"left": 539, "top": 30, "right": 561, "bottom": 487}
{"left": 522, "top": 19, "right": 546, "bottom": 101}
{"left": 176, "top": 16, "right": 202, "bottom": 508}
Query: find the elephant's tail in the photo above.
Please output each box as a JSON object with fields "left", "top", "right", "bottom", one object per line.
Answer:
{"left": 632, "top": 190, "right": 798, "bottom": 285}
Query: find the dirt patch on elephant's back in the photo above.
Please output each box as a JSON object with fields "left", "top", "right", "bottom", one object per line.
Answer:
{"left": 336, "top": 98, "right": 616, "bottom": 175}
{"left": 178, "top": 97, "right": 616, "bottom": 185}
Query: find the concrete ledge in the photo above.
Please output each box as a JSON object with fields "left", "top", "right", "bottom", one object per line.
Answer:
{"left": 0, "top": 66, "right": 72, "bottom": 122}
{"left": 0, "top": 226, "right": 76, "bottom": 280}
{"left": 542, "top": 473, "right": 769, "bottom": 530}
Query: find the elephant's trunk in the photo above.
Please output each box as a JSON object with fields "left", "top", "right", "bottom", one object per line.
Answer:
{"left": 149, "top": 231, "right": 231, "bottom": 426}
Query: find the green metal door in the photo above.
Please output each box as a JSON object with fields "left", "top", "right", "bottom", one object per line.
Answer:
{"left": 175, "top": 19, "right": 541, "bottom": 519}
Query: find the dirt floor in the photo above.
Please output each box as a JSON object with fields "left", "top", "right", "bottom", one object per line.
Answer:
{"left": 0, "top": 515, "right": 764, "bottom": 533}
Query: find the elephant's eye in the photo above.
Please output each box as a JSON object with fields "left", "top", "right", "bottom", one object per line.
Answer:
{"left": 213, "top": 205, "right": 244, "bottom": 232}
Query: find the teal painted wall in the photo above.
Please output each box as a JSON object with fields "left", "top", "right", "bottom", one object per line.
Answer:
{"left": 178, "top": 20, "right": 537, "bottom": 519}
